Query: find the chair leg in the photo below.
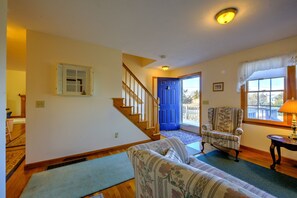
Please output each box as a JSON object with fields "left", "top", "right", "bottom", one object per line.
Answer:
{"left": 201, "top": 142, "right": 205, "bottom": 152}
{"left": 235, "top": 150, "right": 239, "bottom": 162}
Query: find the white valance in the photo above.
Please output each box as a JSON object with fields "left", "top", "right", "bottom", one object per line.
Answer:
{"left": 237, "top": 53, "right": 297, "bottom": 92}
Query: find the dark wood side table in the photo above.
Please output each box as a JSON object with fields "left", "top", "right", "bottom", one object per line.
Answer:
{"left": 267, "top": 134, "right": 297, "bottom": 170}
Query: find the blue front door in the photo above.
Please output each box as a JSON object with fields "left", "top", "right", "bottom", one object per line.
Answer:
{"left": 158, "top": 78, "right": 181, "bottom": 130}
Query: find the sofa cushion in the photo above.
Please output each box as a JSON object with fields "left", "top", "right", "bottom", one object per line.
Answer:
{"left": 164, "top": 148, "right": 183, "bottom": 163}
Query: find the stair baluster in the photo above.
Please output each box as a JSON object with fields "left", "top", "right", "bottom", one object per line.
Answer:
{"left": 113, "top": 63, "right": 160, "bottom": 140}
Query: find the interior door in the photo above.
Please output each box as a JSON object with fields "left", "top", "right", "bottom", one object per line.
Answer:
{"left": 158, "top": 78, "right": 181, "bottom": 130}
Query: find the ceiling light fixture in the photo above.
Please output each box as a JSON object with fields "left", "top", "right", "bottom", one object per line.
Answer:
{"left": 162, "top": 66, "right": 169, "bottom": 71}
{"left": 215, "top": 7, "right": 238, "bottom": 25}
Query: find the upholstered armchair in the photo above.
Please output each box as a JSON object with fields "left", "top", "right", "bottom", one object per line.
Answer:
{"left": 201, "top": 107, "right": 244, "bottom": 162}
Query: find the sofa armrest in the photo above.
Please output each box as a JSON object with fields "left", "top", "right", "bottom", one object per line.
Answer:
{"left": 127, "top": 137, "right": 189, "bottom": 164}
{"left": 132, "top": 149, "right": 261, "bottom": 198}
{"left": 202, "top": 124, "right": 213, "bottom": 131}
{"left": 234, "top": 127, "right": 243, "bottom": 136}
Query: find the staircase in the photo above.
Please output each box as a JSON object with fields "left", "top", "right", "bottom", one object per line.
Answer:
{"left": 112, "top": 63, "right": 160, "bottom": 140}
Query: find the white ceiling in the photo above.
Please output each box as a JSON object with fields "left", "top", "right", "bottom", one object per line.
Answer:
{"left": 7, "top": 0, "right": 297, "bottom": 69}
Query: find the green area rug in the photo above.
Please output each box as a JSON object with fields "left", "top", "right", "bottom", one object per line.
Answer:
{"left": 185, "top": 145, "right": 200, "bottom": 156}
{"left": 197, "top": 150, "right": 297, "bottom": 198}
{"left": 21, "top": 152, "right": 134, "bottom": 198}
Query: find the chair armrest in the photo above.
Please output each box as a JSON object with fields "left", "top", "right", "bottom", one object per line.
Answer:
{"left": 234, "top": 128, "right": 243, "bottom": 136}
{"left": 202, "top": 124, "right": 213, "bottom": 131}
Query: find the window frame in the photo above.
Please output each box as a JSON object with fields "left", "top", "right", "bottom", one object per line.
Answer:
{"left": 181, "top": 75, "right": 200, "bottom": 127}
{"left": 57, "top": 63, "right": 93, "bottom": 96}
{"left": 241, "top": 66, "right": 296, "bottom": 128}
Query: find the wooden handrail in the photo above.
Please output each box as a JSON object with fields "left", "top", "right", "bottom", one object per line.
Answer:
{"left": 122, "top": 81, "right": 143, "bottom": 104}
{"left": 122, "top": 63, "right": 159, "bottom": 132}
{"left": 122, "top": 63, "right": 158, "bottom": 104}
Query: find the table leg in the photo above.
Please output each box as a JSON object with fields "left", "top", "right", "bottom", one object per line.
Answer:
{"left": 276, "top": 145, "right": 281, "bottom": 165}
{"left": 269, "top": 141, "right": 276, "bottom": 170}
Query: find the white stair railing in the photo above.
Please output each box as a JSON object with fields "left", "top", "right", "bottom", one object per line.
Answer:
{"left": 122, "top": 63, "right": 159, "bottom": 132}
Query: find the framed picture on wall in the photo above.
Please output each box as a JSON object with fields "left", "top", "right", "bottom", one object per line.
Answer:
{"left": 213, "top": 82, "right": 224, "bottom": 92}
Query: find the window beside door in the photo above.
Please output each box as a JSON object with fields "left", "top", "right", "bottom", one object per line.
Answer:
{"left": 181, "top": 77, "right": 200, "bottom": 127}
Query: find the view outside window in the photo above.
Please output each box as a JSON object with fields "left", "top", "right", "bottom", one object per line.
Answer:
{"left": 247, "top": 77, "right": 284, "bottom": 121}
{"left": 182, "top": 77, "right": 200, "bottom": 126}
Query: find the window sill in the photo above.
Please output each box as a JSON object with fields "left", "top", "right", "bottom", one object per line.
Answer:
{"left": 243, "top": 120, "right": 291, "bottom": 129}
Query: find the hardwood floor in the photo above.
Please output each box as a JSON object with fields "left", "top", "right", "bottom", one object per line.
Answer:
{"left": 6, "top": 133, "right": 297, "bottom": 198}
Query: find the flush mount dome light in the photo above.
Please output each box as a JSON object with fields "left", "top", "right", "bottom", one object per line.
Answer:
{"left": 215, "top": 7, "right": 238, "bottom": 24}
{"left": 162, "top": 66, "right": 169, "bottom": 71}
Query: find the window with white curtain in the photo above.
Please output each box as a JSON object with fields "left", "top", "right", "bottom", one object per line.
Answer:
{"left": 246, "top": 76, "right": 285, "bottom": 122}
{"left": 237, "top": 53, "right": 296, "bottom": 91}
{"left": 239, "top": 54, "right": 296, "bottom": 126}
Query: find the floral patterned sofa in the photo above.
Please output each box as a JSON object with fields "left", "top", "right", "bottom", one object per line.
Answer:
{"left": 127, "top": 137, "right": 274, "bottom": 198}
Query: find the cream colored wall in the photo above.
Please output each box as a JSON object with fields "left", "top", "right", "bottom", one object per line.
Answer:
{"left": 26, "top": 31, "right": 148, "bottom": 164}
{"left": 6, "top": 70, "right": 26, "bottom": 116}
{"left": 0, "top": 0, "right": 7, "bottom": 196}
{"left": 171, "top": 35, "right": 297, "bottom": 160}
{"left": 6, "top": 25, "right": 26, "bottom": 71}
{"left": 123, "top": 54, "right": 170, "bottom": 92}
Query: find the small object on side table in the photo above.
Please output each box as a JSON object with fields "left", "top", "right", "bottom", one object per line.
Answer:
{"left": 267, "top": 134, "right": 297, "bottom": 170}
